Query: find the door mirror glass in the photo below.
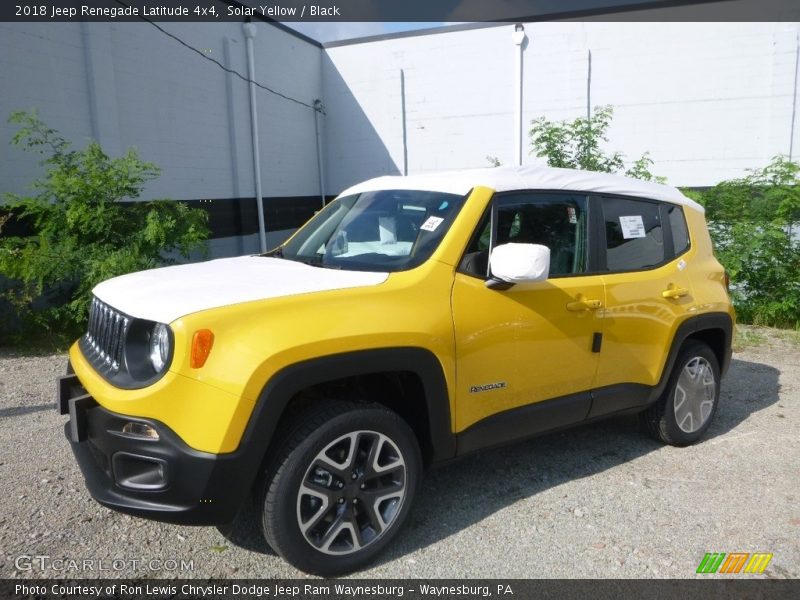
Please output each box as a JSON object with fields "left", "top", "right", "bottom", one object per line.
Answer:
{"left": 489, "top": 243, "right": 550, "bottom": 284}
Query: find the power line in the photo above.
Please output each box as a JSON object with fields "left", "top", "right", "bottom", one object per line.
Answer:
{"left": 113, "top": 0, "right": 322, "bottom": 113}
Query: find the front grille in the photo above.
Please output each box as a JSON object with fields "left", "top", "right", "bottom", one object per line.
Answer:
{"left": 85, "top": 297, "right": 130, "bottom": 372}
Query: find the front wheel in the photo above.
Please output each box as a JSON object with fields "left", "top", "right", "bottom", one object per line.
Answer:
{"left": 642, "top": 340, "right": 721, "bottom": 446}
{"left": 259, "top": 401, "right": 421, "bottom": 576}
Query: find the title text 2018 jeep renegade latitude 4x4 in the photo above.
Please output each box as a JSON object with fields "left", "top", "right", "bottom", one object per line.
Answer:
{"left": 58, "top": 165, "right": 733, "bottom": 575}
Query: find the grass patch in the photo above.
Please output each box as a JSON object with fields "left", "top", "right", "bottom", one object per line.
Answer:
{"left": 775, "top": 328, "right": 800, "bottom": 346}
{"left": 733, "top": 324, "right": 800, "bottom": 351}
{"left": 0, "top": 332, "right": 72, "bottom": 356}
{"left": 733, "top": 326, "right": 768, "bottom": 351}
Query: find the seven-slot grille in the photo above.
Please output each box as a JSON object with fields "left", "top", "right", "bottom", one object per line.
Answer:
{"left": 85, "top": 297, "right": 130, "bottom": 372}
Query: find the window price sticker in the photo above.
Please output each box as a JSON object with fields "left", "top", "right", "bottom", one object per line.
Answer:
{"left": 619, "top": 215, "right": 646, "bottom": 239}
{"left": 566, "top": 206, "right": 577, "bottom": 224}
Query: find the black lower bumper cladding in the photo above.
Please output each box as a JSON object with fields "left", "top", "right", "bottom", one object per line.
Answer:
{"left": 57, "top": 367, "right": 250, "bottom": 526}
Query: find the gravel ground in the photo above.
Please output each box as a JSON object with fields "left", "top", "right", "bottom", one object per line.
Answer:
{"left": 1, "top": 331, "right": 798, "bottom": 580}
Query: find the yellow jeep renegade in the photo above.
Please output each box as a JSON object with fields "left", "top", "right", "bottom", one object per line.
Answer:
{"left": 58, "top": 165, "right": 734, "bottom": 575}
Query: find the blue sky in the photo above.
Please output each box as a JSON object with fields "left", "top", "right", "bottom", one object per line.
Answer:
{"left": 287, "top": 22, "right": 449, "bottom": 43}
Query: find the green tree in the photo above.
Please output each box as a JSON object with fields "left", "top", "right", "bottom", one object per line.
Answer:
{"left": 697, "top": 156, "right": 800, "bottom": 328}
{"left": 529, "top": 105, "right": 799, "bottom": 328}
{"left": 529, "top": 105, "right": 666, "bottom": 182}
{"left": 0, "top": 111, "right": 209, "bottom": 343}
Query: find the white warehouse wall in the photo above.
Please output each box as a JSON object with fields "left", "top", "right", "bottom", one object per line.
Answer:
{"left": 0, "top": 21, "right": 323, "bottom": 200}
{"left": 2, "top": 20, "right": 799, "bottom": 257}
{"left": 323, "top": 22, "right": 800, "bottom": 190}
{"left": 0, "top": 20, "right": 323, "bottom": 255}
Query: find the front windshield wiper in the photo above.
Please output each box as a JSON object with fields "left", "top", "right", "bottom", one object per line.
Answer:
{"left": 298, "top": 256, "right": 321, "bottom": 266}
{"left": 303, "top": 256, "right": 343, "bottom": 269}
{"left": 298, "top": 255, "right": 344, "bottom": 269}
{"left": 261, "top": 246, "right": 283, "bottom": 258}
{"left": 261, "top": 250, "right": 342, "bottom": 269}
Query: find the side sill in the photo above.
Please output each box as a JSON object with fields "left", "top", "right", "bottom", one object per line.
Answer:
{"left": 455, "top": 392, "right": 592, "bottom": 456}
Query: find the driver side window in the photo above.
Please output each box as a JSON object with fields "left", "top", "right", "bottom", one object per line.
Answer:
{"left": 459, "top": 192, "right": 589, "bottom": 278}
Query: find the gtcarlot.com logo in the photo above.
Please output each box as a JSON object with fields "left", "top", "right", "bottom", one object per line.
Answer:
{"left": 696, "top": 552, "right": 773, "bottom": 574}
{"left": 15, "top": 555, "right": 194, "bottom": 573}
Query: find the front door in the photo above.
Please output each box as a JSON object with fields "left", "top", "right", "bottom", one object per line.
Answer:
{"left": 451, "top": 192, "right": 604, "bottom": 435}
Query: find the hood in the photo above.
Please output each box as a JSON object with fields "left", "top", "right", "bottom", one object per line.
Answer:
{"left": 92, "top": 256, "right": 389, "bottom": 324}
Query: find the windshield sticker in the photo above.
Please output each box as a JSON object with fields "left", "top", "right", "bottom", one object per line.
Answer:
{"left": 420, "top": 216, "right": 444, "bottom": 232}
{"left": 619, "top": 215, "right": 646, "bottom": 239}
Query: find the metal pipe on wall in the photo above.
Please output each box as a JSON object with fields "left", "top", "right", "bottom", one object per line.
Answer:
{"left": 790, "top": 33, "right": 799, "bottom": 161}
{"left": 587, "top": 49, "right": 593, "bottom": 120}
{"left": 313, "top": 99, "right": 326, "bottom": 207}
{"left": 243, "top": 22, "right": 267, "bottom": 253}
{"left": 512, "top": 24, "right": 527, "bottom": 166}
{"left": 401, "top": 69, "right": 408, "bottom": 175}
{"left": 223, "top": 36, "right": 245, "bottom": 255}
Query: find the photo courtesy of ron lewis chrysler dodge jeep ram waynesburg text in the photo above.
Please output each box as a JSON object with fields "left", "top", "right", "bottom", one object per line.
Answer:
{"left": 57, "top": 165, "right": 734, "bottom": 575}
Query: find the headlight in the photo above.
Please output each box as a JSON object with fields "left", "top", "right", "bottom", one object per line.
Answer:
{"left": 149, "top": 323, "right": 171, "bottom": 373}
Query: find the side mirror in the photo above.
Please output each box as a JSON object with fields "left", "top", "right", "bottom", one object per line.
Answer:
{"left": 487, "top": 243, "right": 550, "bottom": 289}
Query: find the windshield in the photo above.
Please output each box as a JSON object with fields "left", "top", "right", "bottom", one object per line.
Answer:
{"left": 273, "top": 189, "right": 467, "bottom": 272}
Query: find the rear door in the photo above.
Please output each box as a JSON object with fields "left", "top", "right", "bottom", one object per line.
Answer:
{"left": 590, "top": 195, "right": 695, "bottom": 417}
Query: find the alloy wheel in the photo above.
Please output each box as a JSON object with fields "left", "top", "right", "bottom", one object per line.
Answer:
{"left": 296, "top": 430, "right": 407, "bottom": 555}
{"left": 673, "top": 356, "right": 716, "bottom": 433}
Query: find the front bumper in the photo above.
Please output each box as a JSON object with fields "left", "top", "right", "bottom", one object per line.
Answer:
{"left": 58, "top": 370, "right": 252, "bottom": 526}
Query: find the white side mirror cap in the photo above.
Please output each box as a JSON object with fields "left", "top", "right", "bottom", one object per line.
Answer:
{"left": 489, "top": 243, "right": 550, "bottom": 285}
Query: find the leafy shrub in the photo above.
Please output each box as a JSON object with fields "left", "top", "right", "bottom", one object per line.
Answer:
{"left": 529, "top": 105, "right": 666, "bottom": 182}
{"left": 0, "top": 111, "right": 209, "bottom": 344}
{"left": 528, "top": 104, "right": 799, "bottom": 328}
{"left": 696, "top": 156, "right": 800, "bottom": 329}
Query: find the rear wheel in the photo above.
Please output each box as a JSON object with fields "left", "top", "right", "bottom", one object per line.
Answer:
{"left": 259, "top": 401, "right": 421, "bottom": 576}
{"left": 642, "top": 340, "right": 720, "bottom": 446}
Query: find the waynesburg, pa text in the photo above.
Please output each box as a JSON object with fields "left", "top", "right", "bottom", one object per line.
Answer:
{"left": 16, "top": 583, "right": 514, "bottom": 598}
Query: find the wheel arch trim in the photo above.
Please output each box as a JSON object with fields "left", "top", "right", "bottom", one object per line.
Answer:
{"left": 242, "top": 347, "right": 455, "bottom": 470}
{"left": 654, "top": 312, "right": 733, "bottom": 401}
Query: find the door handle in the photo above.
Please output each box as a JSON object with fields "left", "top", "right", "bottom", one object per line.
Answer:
{"left": 662, "top": 284, "right": 689, "bottom": 299}
{"left": 566, "top": 295, "right": 602, "bottom": 311}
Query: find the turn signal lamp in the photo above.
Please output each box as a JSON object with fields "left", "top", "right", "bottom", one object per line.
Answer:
{"left": 190, "top": 329, "right": 215, "bottom": 368}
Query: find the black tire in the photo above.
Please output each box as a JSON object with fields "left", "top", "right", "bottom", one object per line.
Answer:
{"left": 642, "top": 340, "right": 721, "bottom": 446}
{"left": 259, "top": 400, "right": 421, "bottom": 576}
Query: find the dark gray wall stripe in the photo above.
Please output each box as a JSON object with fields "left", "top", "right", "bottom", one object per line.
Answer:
{"left": 1, "top": 196, "right": 335, "bottom": 240}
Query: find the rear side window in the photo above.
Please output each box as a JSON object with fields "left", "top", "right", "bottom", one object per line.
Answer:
{"left": 602, "top": 197, "right": 664, "bottom": 272}
{"left": 666, "top": 204, "right": 690, "bottom": 255}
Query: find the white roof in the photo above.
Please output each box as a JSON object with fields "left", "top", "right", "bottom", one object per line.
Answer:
{"left": 339, "top": 165, "right": 703, "bottom": 211}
